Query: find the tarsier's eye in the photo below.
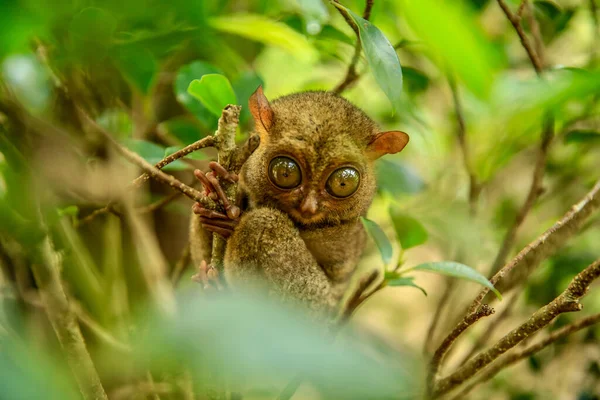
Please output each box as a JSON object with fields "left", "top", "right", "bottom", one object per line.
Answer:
{"left": 326, "top": 167, "right": 360, "bottom": 198}
{"left": 268, "top": 156, "right": 302, "bottom": 189}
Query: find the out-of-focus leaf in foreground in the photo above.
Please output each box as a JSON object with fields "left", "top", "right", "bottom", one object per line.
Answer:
{"left": 396, "top": 0, "right": 503, "bottom": 99}
{"left": 209, "top": 14, "right": 318, "bottom": 62}
{"left": 135, "top": 290, "right": 422, "bottom": 399}
{"left": 333, "top": 3, "right": 403, "bottom": 112}
{"left": 175, "top": 61, "right": 223, "bottom": 128}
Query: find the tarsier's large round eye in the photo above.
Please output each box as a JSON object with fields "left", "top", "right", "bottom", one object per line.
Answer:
{"left": 268, "top": 157, "right": 302, "bottom": 189}
{"left": 326, "top": 167, "right": 360, "bottom": 198}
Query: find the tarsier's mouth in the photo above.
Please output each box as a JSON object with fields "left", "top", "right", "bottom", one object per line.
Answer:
{"left": 288, "top": 208, "right": 326, "bottom": 225}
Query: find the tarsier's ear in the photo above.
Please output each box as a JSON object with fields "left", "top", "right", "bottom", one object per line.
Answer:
{"left": 366, "top": 131, "right": 409, "bottom": 160}
{"left": 249, "top": 86, "right": 274, "bottom": 136}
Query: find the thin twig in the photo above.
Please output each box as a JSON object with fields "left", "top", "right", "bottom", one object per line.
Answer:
{"left": 79, "top": 109, "right": 211, "bottom": 206}
{"left": 434, "top": 259, "right": 600, "bottom": 396}
{"left": 447, "top": 312, "right": 600, "bottom": 399}
{"left": 136, "top": 191, "right": 183, "bottom": 214}
{"left": 427, "top": 305, "right": 495, "bottom": 394}
{"left": 332, "top": 0, "right": 375, "bottom": 94}
{"left": 496, "top": 0, "right": 543, "bottom": 75}
{"left": 423, "top": 279, "right": 455, "bottom": 355}
{"left": 448, "top": 77, "right": 480, "bottom": 214}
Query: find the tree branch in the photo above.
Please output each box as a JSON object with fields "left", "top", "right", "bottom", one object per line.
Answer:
{"left": 448, "top": 312, "right": 600, "bottom": 399}
{"left": 434, "top": 259, "right": 600, "bottom": 396}
{"left": 427, "top": 305, "right": 494, "bottom": 394}
{"left": 332, "top": 0, "right": 375, "bottom": 94}
{"left": 31, "top": 231, "right": 108, "bottom": 399}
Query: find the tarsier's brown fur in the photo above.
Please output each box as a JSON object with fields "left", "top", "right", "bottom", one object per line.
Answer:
{"left": 190, "top": 88, "right": 408, "bottom": 318}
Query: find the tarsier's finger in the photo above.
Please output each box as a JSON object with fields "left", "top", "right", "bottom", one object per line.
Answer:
{"left": 193, "top": 204, "right": 229, "bottom": 219}
{"left": 202, "top": 224, "right": 233, "bottom": 238}
{"left": 191, "top": 260, "right": 210, "bottom": 289}
{"left": 200, "top": 217, "right": 237, "bottom": 229}
{"left": 206, "top": 174, "right": 241, "bottom": 219}
{"left": 194, "top": 169, "right": 215, "bottom": 194}
{"left": 209, "top": 161, "right": 239, "bottom": 182}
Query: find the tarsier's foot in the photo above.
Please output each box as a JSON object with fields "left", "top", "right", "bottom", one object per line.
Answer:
{"left": 192, "top": 161, "right": 241, "bottom": 238}
{"left": 191, "top": 260, "right": 223, "bottom": 290}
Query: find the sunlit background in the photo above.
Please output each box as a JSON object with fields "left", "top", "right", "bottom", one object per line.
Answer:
{"left": 0, "top": 0, "right": 599, "bottom": 399}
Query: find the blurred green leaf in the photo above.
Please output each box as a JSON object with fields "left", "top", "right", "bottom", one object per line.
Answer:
{"left": 232, "top": 71, "right": 264, "bottom": 125}
{"left": 403, "top": 67, "right": 430, "bottom": 94}
{"left": 389, "top": 206, "right": 428, "bottom": 249}
{"left": 334, "top": 4, "right": 403, "bottom": 112}
{"left": 361, "top": 217, "right": 393, "bottom": 266}
{"left": 316, "top": 24, "right": 354, "bottom": 45}
{"left": 1, "top": 55, "right": 51, "bottom": 114}
{"left": 188, "top": 74, "right": 237, "bottom": 118}
{"left": 209, "top": 14, "right": 318, "bottom": 62}
{"left": 57, "top": 206, "right": 79, "bottom": 218}
{"left": 296, "top": 0, "right": 329, "bottom": 35}
{"left": 533, "top": 1, "right": 574, "bottom": 43}
{"left": 68, "top": 7, "right": 117, "bottom": 57}
{"left": 137, "top": 291, "right": 421, "bottom": 398}
{"left": 412, "top": 261, "right": 502, "bottom": 300}
{"left": 175, "top": 61, "right": 222, "bottom": 129}
{"left": 97, "top": 109, "right": 132, "bottom": 139}
{"left": 158, "top": 117, "right": 207, "bottom": 145}
{"left": 122, "top": 139, "right": 188, "bottom": 170}
{"left": 397, "top": 0, "right": 502, "bottom": 98}
{"left": 386, "top": 276, "right": 427, "bottom": 296}
{"left": 113, "top": 46, "right": 157, "bottom": 94}
{"left": 564, "top": 129, "right": 600, "bottom": 144}
{"left": 376, "top": 159, "right": 425, "bottom": 196}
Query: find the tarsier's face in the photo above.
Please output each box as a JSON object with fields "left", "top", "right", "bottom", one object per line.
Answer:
{"left": 241, "top": 88, "right": 408, "bottom": 227}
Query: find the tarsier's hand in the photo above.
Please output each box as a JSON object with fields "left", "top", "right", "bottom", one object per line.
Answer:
{"left": 192, "top": 161, "right": 241, "bottom": 238}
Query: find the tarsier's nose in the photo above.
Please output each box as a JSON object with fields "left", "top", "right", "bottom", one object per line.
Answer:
{"left": 300, "top": 190, "right": 318, "bottom": 215}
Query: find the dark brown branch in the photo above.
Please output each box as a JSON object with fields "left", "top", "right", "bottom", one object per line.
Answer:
{"left": 496, "top": 0, "right": 543, "bottom": 75}
{"left": 448, "top": 312, "right": 600, "bottom": 400}
{"left": 427, "top": 305, "right": 494, "bottom": 394}
{"left": 332, "top": 0, "right": 375, "bottom": 94}
{"left": 434, "top": 259, "right": 600, "bottom": 396}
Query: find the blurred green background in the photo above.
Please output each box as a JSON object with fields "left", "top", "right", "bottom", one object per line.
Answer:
{"left": 0, "top": 0, "right": 599, "bottom": 399}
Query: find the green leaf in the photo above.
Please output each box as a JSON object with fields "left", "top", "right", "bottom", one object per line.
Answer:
{"left": 376, "top": 159, "right": 425, "bottom": 196}
{"left": 334, "top": 4, "right": 403, "bottom": 112}
{"left": 402, "top": 67, "right": 430, "bottom": 94}
{"left": 296, "top": 0, "right": 329, "bottom": 35}
{"left": 564, "top": 130, "right": 600, "bottom": 144}
{"left": 113, "top": 45, "right": 157, "bottom": 94}
{"left": 209, "top": 14, "right": 318, "bottom": 62}
{"left": 122, "top": 139, "right": 188, "bottom": 171}
{"left": 174, "top": 61, "right": 222, "bottom": 129}
{"left": 158, "top": 117, "right": 207, "bottom": 145}
{"left": 360, "top": 217, "right": 393, "bottom": 266}
{"left": 389, "top": 206, "right": 428, "bottom": 249}
{"left": 57, "top": 206, "right": 79, "bottom": 218}
{"left": 188, "top": 74, "right": 237, "bottom": 118}
{"left": 232, "top": 71, "right": 264, "bottom": 125}
{"left": 412, "top": 261, "right": 502, "bottom": 300}
{"left": 396, "top": 0, "right": 503, "bottom": 99}
{"left": 386, "top": 276, "right": 427, "bottom": 296}
{"left": 316, "top": 25, "right": 354, "bottom": 45}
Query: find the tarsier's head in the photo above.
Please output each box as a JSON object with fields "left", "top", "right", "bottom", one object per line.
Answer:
{"left": 241, "top": 87, "right": 409, "bottom": 227}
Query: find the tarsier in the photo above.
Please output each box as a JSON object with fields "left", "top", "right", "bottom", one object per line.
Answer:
{"left": 190, "top": 87, "right": 409, "bottom": 318}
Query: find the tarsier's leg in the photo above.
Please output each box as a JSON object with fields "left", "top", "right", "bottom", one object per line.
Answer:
{"left": 224, "top": 208, "right": 337, "bottom": 316}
